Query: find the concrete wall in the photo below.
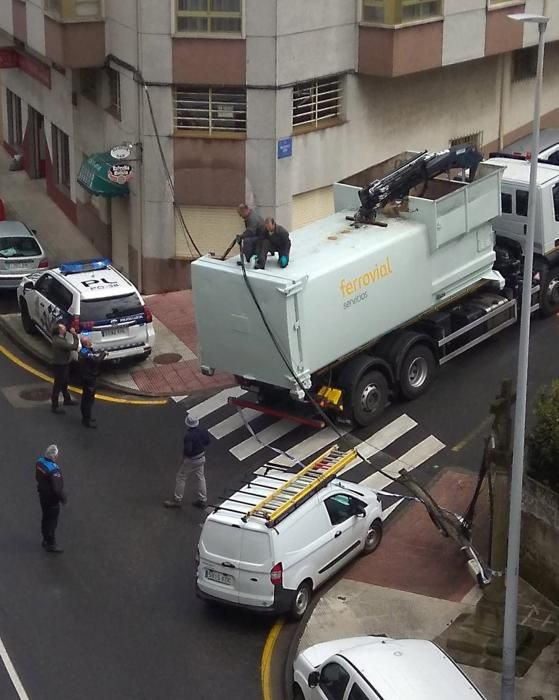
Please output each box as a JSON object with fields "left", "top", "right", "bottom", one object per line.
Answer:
{"left": 521, "top": 476, "right": 559, "bottom": 605}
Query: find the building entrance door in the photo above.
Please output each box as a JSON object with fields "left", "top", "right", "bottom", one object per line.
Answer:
{"left": 28, "top": 107, "right": 46, "bottom": 178}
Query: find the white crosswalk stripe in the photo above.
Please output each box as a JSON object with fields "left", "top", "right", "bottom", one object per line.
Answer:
{"left": 269, "top": 426, "right": 350, "bottom": 467}
{"left": 209, "top": 409, "right": 261, "bottom": 439}
{"left": 187, "top": 387, "right": 245, "bottom": 420}
{"left": 230, "top": 419, "right": 299, "bottom": 461}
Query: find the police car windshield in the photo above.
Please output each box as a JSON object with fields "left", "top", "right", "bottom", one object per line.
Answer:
{"left": 0, "top": 237, "right": 42, "bottom": 258}
{"left": 80, "top": 293, "right": 143, "bottom": 322}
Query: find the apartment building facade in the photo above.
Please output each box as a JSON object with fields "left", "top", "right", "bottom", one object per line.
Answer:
{"left": 0, "top": 0, "right": 558, "bottom": 293}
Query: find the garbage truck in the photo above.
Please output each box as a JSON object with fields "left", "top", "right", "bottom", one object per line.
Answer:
{"left": 191, "top": 147, "right": 559, "bottom": 427}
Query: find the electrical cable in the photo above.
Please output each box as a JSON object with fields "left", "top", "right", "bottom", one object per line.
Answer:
{"left": 142, "top": 83, "right": 201, "bottom": 258}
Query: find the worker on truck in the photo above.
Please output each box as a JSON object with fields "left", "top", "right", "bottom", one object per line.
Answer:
{"left": 236, "top": 204, "right": 266, "bottom": 267}
{"left": 262, "top": 217, "right": 291, "bottom": 269}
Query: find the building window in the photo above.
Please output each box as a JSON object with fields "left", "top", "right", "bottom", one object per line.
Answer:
{"left": 52, "top": 125, "right": 71, "bottom": 192}
{"left": 449, "top": 132, "right": 483, "bottom": 150}
{"left": 6, "top": 89, "right": 23, "bottom": 148}
{"left": 361, "top": 0, "right": 442, "bottom": 25}
{"left": 512, "top": 47, "right": 537, "bottom": 83}
{"left": 292, "top": 76, "right": 342, "bottom": 132}
{"left": 173, "top": 87, "right": 246, "bottom": 134}
{"left": 80, "top": 69, "right": 98, "bottom": 103}
{"left": 107, "top": 68, "right": 121, "bottom": 119}
{"left": 176, "top": 0, "right": 242, "bottom": 34}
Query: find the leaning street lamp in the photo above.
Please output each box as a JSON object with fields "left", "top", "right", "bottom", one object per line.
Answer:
{"left": 501, "top": 13, "right": 549, "bottom": 700}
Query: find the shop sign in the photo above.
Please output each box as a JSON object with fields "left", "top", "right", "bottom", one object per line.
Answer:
{"left": 108, "top": 163, "right": 133, "bottom": 185}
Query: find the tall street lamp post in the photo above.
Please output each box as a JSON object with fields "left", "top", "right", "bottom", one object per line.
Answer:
{"left": 501, "top": 13, "right": 549, "bottom": 700}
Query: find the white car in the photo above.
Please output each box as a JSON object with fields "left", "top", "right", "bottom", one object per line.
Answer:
{"left": 293, "top": 637, "right": 487, "bottom": 700}
{"left": 196, "top": 462, "right": 383, "bottom": 620}
{"left": 504, "top": 128, "right": 559, "bottom": 165}
{"left": 17, "top": 258, "right": 155, "bottom": 362}
{"left": 0, "top": 221, "right": 48, "bottom": 289}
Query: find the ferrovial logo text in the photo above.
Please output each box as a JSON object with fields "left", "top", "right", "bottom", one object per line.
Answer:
{"left": 339, "top": 256, "right": 393, "bottom": 309}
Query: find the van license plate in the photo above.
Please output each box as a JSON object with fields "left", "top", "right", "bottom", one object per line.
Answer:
{"left": 205, "top": 569, "right": 233, "bottom": 585}
{"left": 101, "top": 327, "right": 126, "bottom": 337}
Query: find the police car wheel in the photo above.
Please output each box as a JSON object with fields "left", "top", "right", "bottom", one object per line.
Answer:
{"left": 20, "top": 301, "right": 38, "bottom": 335}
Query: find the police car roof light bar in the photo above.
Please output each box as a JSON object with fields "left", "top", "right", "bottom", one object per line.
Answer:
{"left": 59, "top": 258, "right": 112, "bottom": 275}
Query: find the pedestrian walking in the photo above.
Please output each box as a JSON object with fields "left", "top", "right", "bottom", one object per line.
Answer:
{"left": 163, "top": 414, "right": 210, "bottom": 510}
{"left": 51, "top": 322, "right": 78, "bottom": 414}
{"left": 236, "top": 203, "right": 267, "bottom": 267}
{"left": 78, "top": 335, "right": 107, "bottom": 429}
{"left": 36, "top": 444, "right": 67, "bottom": 553}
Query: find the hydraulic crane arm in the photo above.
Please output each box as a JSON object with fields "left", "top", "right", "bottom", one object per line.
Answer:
{"left": 356, "top": 144, "right": 484, "bottom": 223}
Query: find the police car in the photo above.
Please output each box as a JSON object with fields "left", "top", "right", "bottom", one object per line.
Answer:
{"left": 17, "top": 258, "right": 155, "bottom": 361}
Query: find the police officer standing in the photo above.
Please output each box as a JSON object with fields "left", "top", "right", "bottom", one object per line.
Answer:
{"left": 78, "top": 335, "right": 107, "bottom": 429}
{"left": 36, "top": 444, "right": 67, "bottom": 553}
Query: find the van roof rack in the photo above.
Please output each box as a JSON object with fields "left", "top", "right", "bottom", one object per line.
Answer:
{"left": 241, "top": 445, "right": 357, "bottom": 528}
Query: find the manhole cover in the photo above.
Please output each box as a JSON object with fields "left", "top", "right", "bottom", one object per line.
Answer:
{"left": 19, "top": 387, "right": 52, "bottom": 402}
{"left": 153, "top": 352, "right": 182, "bottom": 365}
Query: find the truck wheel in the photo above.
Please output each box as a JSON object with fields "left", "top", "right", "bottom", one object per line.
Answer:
{"left": 289, "top": 580, "right": 312, "bottom": 621}
{"left": 351, "top": 370, "right": 389, "bottom": 427}
{"left": 20, "top": 301, "right": 37, "bottom": 335}
{"left": 399, "top": 344, "right": 436, "bottom": 400}
{"left": 540, "top": 266, "right": 559, "bottom": 317}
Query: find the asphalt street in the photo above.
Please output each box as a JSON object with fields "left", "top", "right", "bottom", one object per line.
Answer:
{"left": 1, "top": 310, "right": 559, "bottom": 700}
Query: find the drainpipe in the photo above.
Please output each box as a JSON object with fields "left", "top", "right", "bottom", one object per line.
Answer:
{"left": 135, "top": 0, "right": 145, "bottom": 292}
{"left": 497, "top": 53, "right": 507, "bottom": 151}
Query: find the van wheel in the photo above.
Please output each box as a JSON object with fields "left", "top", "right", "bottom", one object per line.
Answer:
{"left": 290, "top": 580, "right": 312, "bottom": 621}
{"left": 399, "top": 344, "right": 436, "bottom": 400}
{"left": 540, "top": 266, "right": 559, "bottom": 317}
{"left": 20, "top": 301, "right": 37, "bottom": 335}
{"left": 293, "top": 684, "right": 305, "bottom": 700}
{"left": 363, "top": 519, "right": 383, "bottom": 554}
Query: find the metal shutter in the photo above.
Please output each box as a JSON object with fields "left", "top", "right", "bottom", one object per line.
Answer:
{"left": 176, "top": 206, "right": 241, "bottom": 258}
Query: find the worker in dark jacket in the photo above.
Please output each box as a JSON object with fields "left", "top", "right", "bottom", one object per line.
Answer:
{"left": 164, "top": 414, "right": 211, "bottom": 510}
{"left": 78, "top": 335, "right": 107, "bottom": 429}
{"left": 51, "top": 322, "right": 78, "bottom": 414}
{"left": 236, "top": 203, "right": 266, "bottom": 267}
{"left": 257, "top": 217, "right": 291, "bottom": 270}
{"left": 36, "top": 444, "right": 67, "bottom": 553}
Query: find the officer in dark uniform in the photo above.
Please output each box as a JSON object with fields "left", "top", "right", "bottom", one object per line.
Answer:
{"left": 78, "top": 335, "right": 107, "bottom": 429}
{"left": 36, "top": 444, "right": 67, "bottom": 553}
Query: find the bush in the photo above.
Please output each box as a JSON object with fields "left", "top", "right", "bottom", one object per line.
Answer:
{"left": 527, "top": 379, "right": 559, "bottom": 492}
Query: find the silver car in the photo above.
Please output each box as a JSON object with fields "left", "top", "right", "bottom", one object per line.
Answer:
{"left": 0, "top": 221, "right": 48, "bottom": 289}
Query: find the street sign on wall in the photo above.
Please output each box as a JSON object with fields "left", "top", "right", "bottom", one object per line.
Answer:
{"left": 277, "top": 137, "right": 293, "bottom": 160}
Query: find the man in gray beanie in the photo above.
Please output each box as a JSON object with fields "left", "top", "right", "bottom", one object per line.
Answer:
{"left": 164, "top": 413, "right": 210, "bottom": 510}
{"left": 35, "top": 444, "right": 67, "bottom": 553}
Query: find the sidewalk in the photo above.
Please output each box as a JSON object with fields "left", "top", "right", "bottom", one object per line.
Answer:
{"left": 296, "top": 469, "right": 559, "bottom": 700}
{"left": 0, "top": 147, "right": 232, "bottom": 397}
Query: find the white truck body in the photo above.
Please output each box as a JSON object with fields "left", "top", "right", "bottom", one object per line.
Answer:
{"left": 191, "top": 163, "right": 502, "bottom": 390}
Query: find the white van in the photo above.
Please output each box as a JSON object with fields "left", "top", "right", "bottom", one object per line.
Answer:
{"left": 196, "top": 447, "right": 383, "bottom": 620}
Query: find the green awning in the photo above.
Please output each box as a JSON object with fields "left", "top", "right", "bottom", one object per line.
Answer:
{"left": 77, "top": 152, "right": 130, "bottom": 198}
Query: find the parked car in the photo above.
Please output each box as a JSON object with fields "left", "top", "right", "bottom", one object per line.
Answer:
{"left": 17, "top": 258, "right": 155, "bottom": 362}
{"left": 293, "top": 636, "right": 487, "bottom": 700}
{"left": 504, "top": 128, "right": 559, "bottom": 165}
{"left": 196, "top": 468, "right": 383, "bottom": 620}
{"left": 0, "top": 221, "right": 48, "bottom": 289}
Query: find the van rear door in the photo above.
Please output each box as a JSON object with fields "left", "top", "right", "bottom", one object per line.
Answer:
{"left": 237, "top": 528, "right": 275, "bottom": 610}
{"left": 197, "top": 520, "right": 242, "bottom": 605}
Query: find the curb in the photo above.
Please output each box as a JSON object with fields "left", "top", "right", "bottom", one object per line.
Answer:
{"left": 0, "top": 315, "right": 234, "bottom": 400}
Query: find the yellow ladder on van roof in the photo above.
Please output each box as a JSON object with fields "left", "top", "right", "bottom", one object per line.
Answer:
{"left": 242, "top": 445, "right": 357, "bottom": 528}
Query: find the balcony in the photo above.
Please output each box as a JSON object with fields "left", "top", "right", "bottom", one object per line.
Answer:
{"left": 44, "top": 0, "right": 105, "bottom": 68}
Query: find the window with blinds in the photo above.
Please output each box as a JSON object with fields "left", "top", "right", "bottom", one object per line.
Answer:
{"left": 292, "top": 76, "right": 342, "bottom": 132}
{"left": 362, "top": 0, "right": 442, "bottom": 25}
{"left": 176, "top": 0, "right": 242, "bottom": 34}
{"left": 174, "top": 87, "right": 247, "bottom": 134}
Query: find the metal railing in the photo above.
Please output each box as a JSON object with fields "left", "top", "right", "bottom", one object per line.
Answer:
{"left": 293, "top": 76, "right": 342, "bottom": 130}
{"left": 174, "top": 87, "right": 247, "bottom": 134}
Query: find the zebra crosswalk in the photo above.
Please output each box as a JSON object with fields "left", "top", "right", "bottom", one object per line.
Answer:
{"left": 176, "top": 388, "right": 446, "bottom": 518}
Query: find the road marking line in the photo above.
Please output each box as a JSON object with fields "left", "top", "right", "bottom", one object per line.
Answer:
{"left": 359, "top": 435, "right": 445, "bottom": 490}
{"left": 0, "top": 634, "right": 30, "bottom": 700}
{"left": 209, "top": 408, "right": 261, "bottom": 439}
{"left": 171, "top": 395, "right": 189, "bottom": 403}
{"left": 0, "top": 344, "right": 166, "bottom": 406}
{"left": 451, "top": 415, "right": 492, "bottom": 452}
{"left": 261, "top": 619, "right": 284, "bottom": 700}
{"left": 339, "top": 414, "right": 418, "bottom": 476}
{"left": 269, "top": 425, "right": 350, "bottom": 467}
{"left": 187, "top": 386, "right": 245, "bottom": 420}
{"left": 230, "top": 419, "right": 298, "bottom": 461}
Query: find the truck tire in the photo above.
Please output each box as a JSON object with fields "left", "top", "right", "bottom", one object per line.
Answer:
{"left": 399, "top": 344, "right": 436, "bottom": 400}
{"left": 350, "top": 370, "right": 389, "bottom": 427}
{"left": 540, "top": 266, "right": 559, "bottom": 317}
